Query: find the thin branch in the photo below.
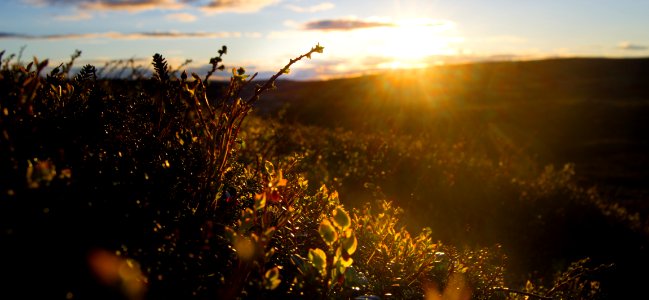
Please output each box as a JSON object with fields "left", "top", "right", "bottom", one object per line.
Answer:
{"left": 245, "top": 43, "right": 323, "bottom": 106}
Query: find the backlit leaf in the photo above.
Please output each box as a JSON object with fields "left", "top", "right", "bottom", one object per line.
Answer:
{"left": 342, "top": 233, "right": 358, "bottom": 255}
{"left": 332, "top": 207, "right": 351, "bottom": 230}
{"left": 308, "top": 248, "right": 327, "bottom": 275}
{"left": 264, "top": 266, "right": 281, "bottom": 290}
{"left": 319, "top": 219, "right": 338, "bottom": 244}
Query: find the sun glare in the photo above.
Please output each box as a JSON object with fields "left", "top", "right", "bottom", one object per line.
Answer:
{"left": 374, "top": 18, "right": 459, "bottom": 69}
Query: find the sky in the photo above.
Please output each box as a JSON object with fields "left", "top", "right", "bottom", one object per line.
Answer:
{"left": 1, "top": 0, "right": 648, "bottom": 80}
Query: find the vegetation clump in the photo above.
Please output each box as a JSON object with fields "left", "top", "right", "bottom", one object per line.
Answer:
{"left": 0, "top": 45, "right": 620, "bottom": 299}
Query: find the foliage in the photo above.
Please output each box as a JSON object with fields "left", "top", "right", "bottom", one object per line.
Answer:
{"left": 238, "top": 107, "right": 645, "bottom": 298}
{"left": 0, "top": 44, "right": 629, "bottom": 300}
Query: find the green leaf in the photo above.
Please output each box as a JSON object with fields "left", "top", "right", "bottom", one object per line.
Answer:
{"left": 332, "top": 207, "right": 351, "bottom": 230}
{"left": 308, "top": 248, "right": 327, "bottom": 276}
{"left": 319, "top": 219, "right": 338, "bottom": 245}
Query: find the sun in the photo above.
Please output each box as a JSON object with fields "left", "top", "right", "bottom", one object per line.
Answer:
{"left": 372, "top": 18, "right": 460, "bottom": 69}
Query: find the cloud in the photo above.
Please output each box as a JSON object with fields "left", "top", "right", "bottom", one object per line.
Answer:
{"left": 244, "top": 32, "right": 262, "bottom": 38}
{"left": 24, "top": 0, "right": 283, "bottom": 15}
{"left": 617, "top": 42, "right": 647, "bottom": 51}
{"left": 303, "top": 18, "right": 395, "bottom": 31}
{"left": 0, "top": 31, "right": 247, "bottom": 40}
{"left": 80, "top": 0, "right": 184, "bottom": 12}
{"left": 201, "top": 0, "right": 280, "bottom": 14}
{"left": 165, "top": 12, "right": 198, "bottom": 22}
{"left": 54, "top": 11, "right": 93, "bottom": 21}
{"left": 284, "top": 2, "right": 333, "bottom": 13}
{"left": 0, "top": 32, "right": 31, "bottom": 39}
{"left": 23, "top": 0, "right": 186, "bottom": 12}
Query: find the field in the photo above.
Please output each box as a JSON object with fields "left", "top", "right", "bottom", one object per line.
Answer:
{"left": 1, "top": 48, "right": 648, "bottom": 299}
{"left": 242, "top": 58, "right": 649, "bottom": 296}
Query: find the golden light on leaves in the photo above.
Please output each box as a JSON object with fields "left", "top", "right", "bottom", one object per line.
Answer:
{"left": 336, "top": 254, "right": 353, "bottom": 268}
{"left": 254, "top": 191, "right": 266, "bottom": 210}
{"left": 319, "top": 219, "right": 338, "bottom": 244}
{"left": 341, "top": 232, "right": 358, "bottom": 255}
{"left": 308, "top": 248, "right": 327, "bottom": 276}
{"left": 332, "top": 207, "right": 351, "bottom": 230}
{"left": 264, "top": 266, "right": 281, "bottom": 290}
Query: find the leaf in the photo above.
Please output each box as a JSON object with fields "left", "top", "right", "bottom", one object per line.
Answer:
{"left": 264, "top": 161, "right": 275, "bottom": 176}
{"left": 313, "top": 43, "right": 325, "bottom": 54}
{"left": 276, "top": 169, "right": 287, "bottom": 187}
{"left": 239, "top": 208, "right": 255, "bottom": 230}
{"left": 319, "top": 219, "right": 338, "bottom": 245}
{"left": 342, "top": 232, "right": 358, "bottom": 255}
{"left": 334, "top": 247, "right": 353, "bottom": 273}
{"left": 332, "top": 207, "right": 351, "bottom": 230}
{"left": 298, "top": 176, "right": 308, "bottom": 189}
{"left": 264, "top": 267, "right": 281, "bottom": 290}
{"left": 339, "top": 255, "right": 353, "bottom": 268}
{"left": 254, "top": 193, "right": 266, "bottom": 210}
{"left": 308, "top": 248, "right": 327, "bottom": 276}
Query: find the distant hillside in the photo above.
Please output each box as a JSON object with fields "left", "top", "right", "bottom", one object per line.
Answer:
{"left": 246, "top": 57, "right": 649, "bottom": 204}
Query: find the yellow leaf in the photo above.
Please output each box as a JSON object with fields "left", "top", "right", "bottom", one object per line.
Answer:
{"left": 254, "top": 193, "right": 266, "bottom": 210}
{"left": 319, "top": 219, "right": 338, "bottom": 244}
{"left": 334, "top": 248, "right": 353, "bottom": 272}
{"left": 264, "top": 161, "right": 275, "bottom": 176}
{"left": 264, "top": 267, "right": 281, "bottom": 290}
{"left": 332, "top": 207, "right": 351, "bottom": 230}
{"left": 308, "top": 248, "right": 327, "bottom": 276}
{"left": 342, "top": 233, "right": 357, "bottom": 255}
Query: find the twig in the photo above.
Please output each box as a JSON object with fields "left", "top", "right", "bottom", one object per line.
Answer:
{"left": 245, "top": 43, "right": 323, "bottom": 106}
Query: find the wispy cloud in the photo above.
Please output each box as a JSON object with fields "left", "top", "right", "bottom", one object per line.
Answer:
{"left": 54, "top": 11, "right": 93, "bottom": 21}
{"left": 303, "top": 18, "right": 395, "bottom": 31}
{"left": 25, "top": 0, "right": 282, "bottom": 15}
{"left": 80, "top": 0, "right": 185, "bottom": 12}
{"left": 23, "top": 0, "right": 186, "bottom": 12}
{"left": 0, "top": 32, "right": 31, "bottom": 39}
{"left": 617, "top": 42, "right": 647, "bottom": 51}
{"left": 0, "top": 31, "right": 249, "bottom": 40}
{"left": 284, "top": 2, "right": 333, "bottom": 13}
{"left": 165, "top": 12, "right": 198, "bottom": 22}
{"left": 201, "top": 0, "right": 280, "bottom": 14}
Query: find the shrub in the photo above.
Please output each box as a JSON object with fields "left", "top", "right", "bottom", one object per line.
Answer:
{"left": 0, "top": 45, "right": 611, "bottom": 300}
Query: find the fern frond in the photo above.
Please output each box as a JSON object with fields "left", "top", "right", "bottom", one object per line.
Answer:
{"left": 74, "top": 64, "right": 97, "bottom": 82}
{"left": 152, "top": 53, "right": 170, "bottom": 83}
